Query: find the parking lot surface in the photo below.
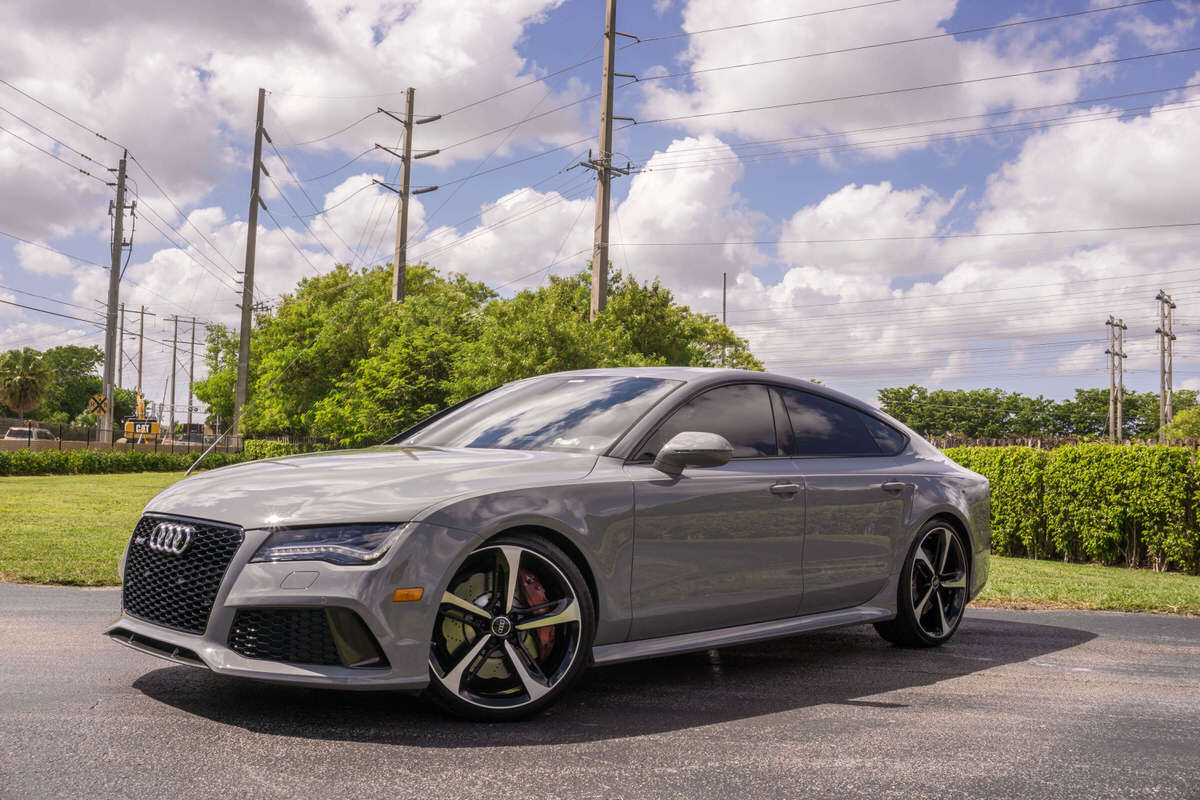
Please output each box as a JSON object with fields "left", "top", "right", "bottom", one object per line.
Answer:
{"left": 2, "top": 582, "right": 1198, "bottom": 799}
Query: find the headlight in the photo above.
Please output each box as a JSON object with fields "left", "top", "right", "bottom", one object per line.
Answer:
{"left": 251, "top": 523, "right": 407, "bottom": 566}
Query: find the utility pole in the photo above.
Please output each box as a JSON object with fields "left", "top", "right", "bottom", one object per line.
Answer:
{"left": 235, "top": 87, "right": 267, "bottom": 432}
{"left": 136, "top": 305, "right": 155, "bottom": 397}
{"left": 586, "top": 0, "right": 636, "bottom": 321}
{"left": 100, "top": 150, "right": 130, "bottom": 443}
{"left": 722, "top": 271, "right": 727, "bottom": 368}
{"left": 187, "top": 317, "right": 196, "bottom": 441}
{"left": 1156, "top": 290, "right": 1177, "bottom": 439}
{"left": 168, "top": 315, "right": 178, "bottom": 438}
{"left": 1115, "top": 317, "right": 1127, "bottom": 441}
{"left": 117, "top": 303, "right": 125, "bottom": 389}
{"left": 1106, "top": 316, "right": 1117, "bottom": 442}
{"left": 376, "top": 91, "right": 440, "bottom": 302}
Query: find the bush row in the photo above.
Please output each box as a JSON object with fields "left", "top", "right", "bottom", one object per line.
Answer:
{"left": 242, "top": 440, "right": 334, "bottom": 459}
{"left": 0, "top": 448, "right": 251, "bottom": 476}
{"left": 946, "top": 444, "right": 1200, "bottom": 574}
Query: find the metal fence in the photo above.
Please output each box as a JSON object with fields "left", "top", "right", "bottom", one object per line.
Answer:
{"left": 0, "top": 417, "right": 237, "bottom": 454}
{"left": 928, "top": 435, "right": 1200, "bottom": 449}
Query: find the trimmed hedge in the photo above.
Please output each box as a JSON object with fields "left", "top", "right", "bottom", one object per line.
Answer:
{"left": 0, "top": 448, "right": 251, "bottom": 476}
{"left": 242, "top": 440, "right": 332, "bottom": 459}
{"left": 946, "top": 444, "right": 1200, "bottom": 574}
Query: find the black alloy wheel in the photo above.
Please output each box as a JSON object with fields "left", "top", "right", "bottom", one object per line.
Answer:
{"left": 875, "top": 521, "right": 969, "bottom": 647}
{"left": 428, "top": 533, "right": 595, "bottom": 720}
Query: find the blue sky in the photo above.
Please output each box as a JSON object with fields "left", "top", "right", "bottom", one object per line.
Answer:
{"left": 1, "top": 0, "right": 1198, "bottom": 416}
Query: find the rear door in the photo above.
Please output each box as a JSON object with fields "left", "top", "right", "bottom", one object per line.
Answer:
{"left": 773, "top": 387, "right": 910, "bottom": 615}
{"left": 625, "top": 383, "right": 807, "bottom": 639}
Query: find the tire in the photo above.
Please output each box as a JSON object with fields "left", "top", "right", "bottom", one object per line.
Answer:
{"left": 426, "top": 532, "right": 595, "bottom": 721}
{"left": 874, "top": 520, "right": 970, "bottom": 648}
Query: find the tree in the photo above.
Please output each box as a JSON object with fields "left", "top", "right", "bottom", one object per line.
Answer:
{"left": 194, "top": 263, "right": 764, "bottom": 444}
{"left": 0, "top": 348, "right": 53, "bottom": 420}
{"left": 1162, "top": 406, "right": 1200, "bottom": 439}
{"left": 451, "top": 271, "right": 761, "bottom": 399}
{"left": 34, "top": 345, "right": 103, "bottom": 420}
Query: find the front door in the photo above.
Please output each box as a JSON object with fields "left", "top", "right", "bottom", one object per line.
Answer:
{"left": 626, "top": 383, "right": 806, "bottom": 639}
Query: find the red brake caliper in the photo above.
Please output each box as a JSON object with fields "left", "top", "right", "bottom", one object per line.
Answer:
{"left": 518, "top": 569, "right": 556, "bottom": 661}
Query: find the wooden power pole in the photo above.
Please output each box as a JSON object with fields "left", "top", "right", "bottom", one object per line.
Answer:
{"left": 584, "top": 0, "right": 635, "bottom": 320}
{"left": 100, "top": 150, "right": 129, "bottom": 443}
{"left": 376, "top": 90, "right": 440, "bottom": 302}
{"left": 235, "top": 87, "right": 267, "bottom": 431}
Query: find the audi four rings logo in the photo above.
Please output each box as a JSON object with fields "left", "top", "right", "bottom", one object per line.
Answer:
{"left": 144, "top": 522, "right": 195, "bottom": 555}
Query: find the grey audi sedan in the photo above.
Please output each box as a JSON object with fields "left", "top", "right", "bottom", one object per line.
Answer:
{"left": 106, "top": 367, "right": 989, "bottom": 720}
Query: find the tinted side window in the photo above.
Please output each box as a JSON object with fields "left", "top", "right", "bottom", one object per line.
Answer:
{"left": 776, "top": 388, "right": 880, "bottom": 457}
{"left": 639, "top": 384, "right": 778, "bottom": 460}
{"left": 859, "top": 412, "right": 908, "bottom": 456}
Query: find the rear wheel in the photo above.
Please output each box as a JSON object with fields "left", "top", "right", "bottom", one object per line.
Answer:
{"left": 874, "top": 521, "right": 969, "bottom": 647}
{"left": 427, "top": 534, "right": 594, "bottom": 721}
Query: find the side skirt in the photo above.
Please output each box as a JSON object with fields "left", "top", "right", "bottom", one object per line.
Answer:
{"left": 591, "top": 606, "right": 893, "bottom": 666}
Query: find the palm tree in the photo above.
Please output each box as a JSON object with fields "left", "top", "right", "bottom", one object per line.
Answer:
{"left": 0, "top": 348, "right": 54, "bottom": 420}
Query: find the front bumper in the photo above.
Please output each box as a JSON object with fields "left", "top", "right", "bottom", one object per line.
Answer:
{"left": 104, "top": 519, "right": 477, "bottom": 690}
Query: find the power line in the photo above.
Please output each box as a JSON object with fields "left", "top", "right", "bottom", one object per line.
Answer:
{"left": 631, "top": 0, "right": 1163, "bottom": 84}
{"left": 273, "top": 109, "right": 380, "bottom": 147}
{"left": 0, "top": 123, "right": 109, "bottom": 184}
{"left": 630, "top": 99, "right": 1200, "bottom": 175}
{"left": 0, "top": 283, "right": 97, "bottom": 313}
{"left": 625, "top": 82, "right": 1200, "bottom": 162}
{"left": 0, "top": 297, "right": 105, "bottom": 328}
{"left": 720, "top": 261, "right": 1200, "bottom": 320}
{"left": 261, "top": 206, "right": 322, "bottom": 276}
{"left": 632, "top": 0, "right": 904, "bottom": 42}
{"left": 0, "top": 228, "right": 108, "bottom": 269}
{"left": 0, "top": 77, "right": 124, "bottom": 150}
{"left": 612, "top": 221, "right": 1200, "bottom": 248}
{"left": 621, "top": 47, "right": 1200, "bottom": 129}
{"left": 0, "top": 102, "right": 109, "bottom": 166}
{"left": 126, "top": 155, "right": 243, "bottom": 276}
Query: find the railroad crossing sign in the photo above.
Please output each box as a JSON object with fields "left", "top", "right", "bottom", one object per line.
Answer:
{"left": 87, "top": 393, "right": 108, "bottom": 415}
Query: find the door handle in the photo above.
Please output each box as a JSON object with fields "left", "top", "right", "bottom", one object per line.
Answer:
{"left": 770, "top": 482, "right": 802, "bottom": 496}
{"left": 881, "top": 481, "right": 907, "bottom": 494}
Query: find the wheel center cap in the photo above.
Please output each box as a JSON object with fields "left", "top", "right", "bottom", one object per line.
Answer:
{"left": 490, "top": 615, "right": 513, "bottom": 638}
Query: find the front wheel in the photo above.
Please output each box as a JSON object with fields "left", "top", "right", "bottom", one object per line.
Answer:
{"left": 874, "top": 521, "right": 969, "bottom": 647}
{"left": 427, "top": 533, "right": 595, "bottom": 721}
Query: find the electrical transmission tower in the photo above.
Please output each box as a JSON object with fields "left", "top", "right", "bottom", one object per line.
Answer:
{"left": 376, "top": 89, "right": 440, "bottom": 302}
{"left": 1105, "top": 316, "right": 1127, "bottom": 442}
{"left": 101, "top": 150, "right": 132, "bottom": 443}
{"left": 1156, "top": 290, "right": 1176, "bottom": 439}
{"left": 584, "top": 0, "right": 636, "bottom": 320}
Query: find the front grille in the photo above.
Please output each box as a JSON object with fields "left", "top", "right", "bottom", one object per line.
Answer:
{"left": 228, "top": 608, "right": 342, "bottom": 665}
{"left": 122, "top": 515, "right": 244, "bottom": 635}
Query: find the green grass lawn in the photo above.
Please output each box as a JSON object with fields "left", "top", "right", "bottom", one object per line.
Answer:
{"left": 0, "top": 472, "right": 182, "bottom": 585}
{"left": 977, "top": 555, "right": 1200, "bottom": 616}
{"left": 2, "top": 473, "right": 1199, "bottom": 614}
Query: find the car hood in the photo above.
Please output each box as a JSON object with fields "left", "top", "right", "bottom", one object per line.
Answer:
{"left": 145, "top": 446, "right": 600, "bottom": 530}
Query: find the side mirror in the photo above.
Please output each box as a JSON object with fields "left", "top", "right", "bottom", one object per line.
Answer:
{"left": 653, "top": 431, "right": 734, "bottom": 475}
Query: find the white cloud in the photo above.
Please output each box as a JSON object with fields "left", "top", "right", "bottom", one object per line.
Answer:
{"left": 0, "top": 0, "right": 586, "bottom": 241}
{"left": 778, "top": 182, "right": 958, "bottom": 277}
{"left": 14, "top": 241, "right": 74, "bottom": 276}
{"left": 637, "top": 0, "right": 1114, "bottom": 156}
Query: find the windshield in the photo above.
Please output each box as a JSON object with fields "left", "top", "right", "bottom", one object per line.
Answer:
{"left": 398, "top": 375, "right": 681, "bottom": 454}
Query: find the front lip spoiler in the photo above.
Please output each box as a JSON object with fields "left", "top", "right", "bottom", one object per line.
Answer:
{"left": 105, "top": 626, "right": 206, "bottom": 668}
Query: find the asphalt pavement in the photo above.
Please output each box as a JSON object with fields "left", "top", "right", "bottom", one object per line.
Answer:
{"left": 1, "top": 582, "right": 1198, "bottom": 800}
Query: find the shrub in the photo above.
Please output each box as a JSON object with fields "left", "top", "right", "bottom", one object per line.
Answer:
{"left": 946, "top": 444, "right": 1200, "bottom": 573}
{"left": 242, "top": 439, "right": 332, "bottom": 459}
{"left": 0, "top": 448, "right": 252, "bottom": 476}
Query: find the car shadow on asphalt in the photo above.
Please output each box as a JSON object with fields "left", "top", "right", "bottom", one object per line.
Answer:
{"left": 132, "top": 615, "right": 1095, "bottom": 744}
